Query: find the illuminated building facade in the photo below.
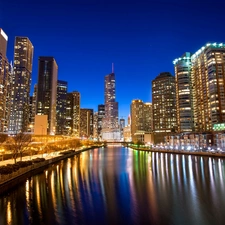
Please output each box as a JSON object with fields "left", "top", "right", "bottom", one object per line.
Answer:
{"left": 130, "top": 100, "right": 152, "bottom": 142}
{"left": 123, "top": 115, "right": 131, "bottom": 142}
{"left": 9, "top": 37, "right": 33, "bottom": 134}
{"left": 191, "top": 43, "right": 225, "bottom": 132}
{"left": 66, "top": 91, "right": 80, "bottom": 136}
{"left": 102, "top": 70, "right": 120, "bottom": 141}
{"left": 152, "top": 72, "right": 177, "bottom": 143}
{"left": 80, "top": 108, "right": 93, "bottom": 138}
{"left": 97, "top": 104, "right": 105, "bottom": 138}
{"left": 56, "top": 80, "right": 68, "bottom": 135}
{"left": 119, "top": 118, "right": 125, "bottom": 140}
{"left": 173, "top": 52, "right": 194, "bottom": 132}
{"left": 0, "top": 28, "right": 12, "bottom": 132}
{"left": 36, "top": 57, "right": 58, "bottom": 135}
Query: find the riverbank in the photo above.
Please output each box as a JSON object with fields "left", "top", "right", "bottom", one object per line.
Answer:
{"left": 129, "top": 145, "right": 225, "bottom": 158}
{"left": 0, "top": 146, "right": 97, "bottom": 195}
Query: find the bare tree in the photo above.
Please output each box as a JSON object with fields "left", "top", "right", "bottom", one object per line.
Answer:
{"left": 5, "top": 133, "right": 32, "bottom": 163}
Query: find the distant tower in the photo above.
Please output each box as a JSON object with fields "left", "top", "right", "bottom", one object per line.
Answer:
{"left": 9, "top": 36, "right": 34, "bottom": 134}
{"left": 80, "top": 108, "right": 94, "bottom": 138}
{"left": 101, "top": 65, "right": 120, "bottom": 141}
{"left": 56, "top": 80, "right": 68, "bottom": 135}
{"left": 97, "top": 104, "right": 105, "bottom": 138}
{"left": 36, "top": 57, "right": 58, "bottom": 135}
{"left": 119, "top": 118, "right": 125, "bottom": 140}
{"left": 66, "top": 91, "right": 80, "bottom": 136}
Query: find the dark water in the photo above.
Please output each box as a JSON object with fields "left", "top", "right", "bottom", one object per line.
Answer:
{"left": 0, "top": 147, "right": 225, "bottom": 225}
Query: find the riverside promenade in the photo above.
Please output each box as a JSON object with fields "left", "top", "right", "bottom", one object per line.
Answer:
{"left": 129, "top": 145, "right": 225, "bottom": 158}
{"left": 0, "top": 147, "right": 97, "bottom": 194}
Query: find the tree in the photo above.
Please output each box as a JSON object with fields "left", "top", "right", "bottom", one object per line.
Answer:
{"left": 69, "top": 138, "right": 81, "bottom": 150}
{"left": 5, "top": 133, "right": 32, "bottom": 163}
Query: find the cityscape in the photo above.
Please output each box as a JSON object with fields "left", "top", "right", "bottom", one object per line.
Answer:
{"left": 1, "top": 1, "right": 225, "bottom": 225}
{"left": 1, "top": 28, "right": 225, "bottom": 151}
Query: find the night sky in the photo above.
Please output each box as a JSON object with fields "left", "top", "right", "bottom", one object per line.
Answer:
{"left": 1, "top": 0, "right": 225, "bottom": 123}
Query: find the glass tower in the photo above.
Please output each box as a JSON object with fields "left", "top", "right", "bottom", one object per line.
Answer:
{"left": 9, "top": 37, "right": 34, "bottom": 134}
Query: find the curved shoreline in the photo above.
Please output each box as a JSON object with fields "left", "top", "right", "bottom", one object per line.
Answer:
{"left": 129, "top": 146, "right": 225, "bottom": 158}
{"left": 0, "top": 147, "right": 97, "bottom": 195}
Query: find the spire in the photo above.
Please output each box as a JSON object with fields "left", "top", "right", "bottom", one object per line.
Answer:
{"left": 112, "top": 62, "right": 114, "bottom": 73}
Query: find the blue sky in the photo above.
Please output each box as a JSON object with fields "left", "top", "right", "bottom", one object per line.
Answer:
{"left": 1, "top": 0, "right": 225, "bottom": 123}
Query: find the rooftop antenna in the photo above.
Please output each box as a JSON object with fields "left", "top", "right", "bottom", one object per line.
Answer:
{"left": 112, "top": 62, "right": 114, "bottom": 73}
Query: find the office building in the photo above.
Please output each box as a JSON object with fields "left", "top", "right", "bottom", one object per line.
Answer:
{"left": 56, "top": 80, "right": 67, "bottom": 135}
{"left": 119, "top": 118, "right": 125, "bottom": 140}
{"left": 130, "top": 100, "right": 153, "bottom": 142}
{"left": 0, "top": 29, "right": 12, "bottom": 132}
{"left": 36, "top": 57, "right": 58, "bottom": 135}
{"left": 9, "top": 37, "right": 34, "bottom": 134}
{"left": 97, "top": 104, "right": 105, "bottom": 139}
{"left": 101, "top": 67, "right": 120, "bottom": 141}
{"left": 66, "top": 91, "right": 80, "bottom": 136}
{"left": 152, "top": 72, "right": 177, "bottom": 143}
{"left": 80, "top": 108, "right": 93, "bottom": 138}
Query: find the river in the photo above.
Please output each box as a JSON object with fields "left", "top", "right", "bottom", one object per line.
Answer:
{"left": 0, "top": 146, "right": 225, "bottom": 225}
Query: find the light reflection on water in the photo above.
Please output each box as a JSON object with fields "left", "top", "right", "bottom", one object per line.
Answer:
{"left": 0, "top": 147, "right": 225, "bottom": 225}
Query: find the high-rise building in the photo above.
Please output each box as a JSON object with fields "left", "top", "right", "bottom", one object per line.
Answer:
{"left": 9, "top": 37, "right": 34, "bottom": 134}
{"left": 119, "top": 118, "right": 125, "bottom": 140}
{"left": 0, "top": 28, "right": 7, "bottom": 57}
{"left": 191, "top": 43, "right": 225, "bottom": 132}
{"left": 123, "top": 115, "right": 131, "bottom": 142}
{"left": 0, "top": 29, "right": 12, "bottom": 132}
{"left": 152, "top": 72, "right": 177, "bottom": 143}
{"left": 66, "top": 91, "right": 80, "bottom": 136}
{"left": 173, "top": 52, "right": 194, "bottom": 133}
{"left": 97, "top": 104, "right": 105, "bottom": 138}
{"left": 56, "top": 80, "right": 67, "bottom": 135}
{"left": 80, "top": 108, "right": 93, "bottom": 138}
{"left": 102, "top": 67, "right": 120, "bottom": 141}
{"left": 36, "top": 57, "right": 58, "bottom": 135}
{"left": 28, "top": 84, "right": 37, "bottom": 133}
{"left": 130, "top": 100, "right": 152, "bottom": 142}
{"left": 93, "top": 112, "right": 98, "bottom": 140}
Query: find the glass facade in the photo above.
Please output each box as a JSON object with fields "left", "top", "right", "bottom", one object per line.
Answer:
{"left": 36, "top": 57, "right": 58, "bottom": 135}
{"left": 56, "top": 80, "right": 67, "bottom": 135}
{"left": 9, "top": 37, "right": 33, "bottom": 134}
{"left": 173, "top": 52, "right": 194, "bottom": 132}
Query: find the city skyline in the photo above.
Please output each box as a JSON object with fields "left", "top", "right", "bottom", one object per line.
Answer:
{"left": 1, "top": 0, "right": 225, "bottom": 120}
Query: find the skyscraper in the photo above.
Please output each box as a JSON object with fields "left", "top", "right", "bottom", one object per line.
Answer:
{"left": 191, "top": 43, "right": 225, "bottom": 132}
{"left": 9, "top": 37, "right": 34, "bottom": 134}
{"left": 173, "top": 52, "right": 194, "bottom": 132}
{"left": 152, "top": 72, "right": 177, "bottom": 143}
{"left": 80, "top": 108, "right": 93, "bottom": 138}
{"left": 0, "top": 29, "right": 11, "bottom": 132}
{"left": 130, "top": 100, "right": 152, "bottom": 142}
{"left": 119, "top": 118, "right": 125, "bottom": 140}
{"left": 0, "top": 29, "right": 7, "bottom": 57}
{"left": 56, "top": 80, "right": 68, "bottom": 135}
{"left": 102, "top": 66, "right": 120, "bottom": 141}
{"left": 36, "top": 57, "right": 58, "bottom": 135}
{"left": 66, "top": 91, "right": 80, "bottom": 136}
{"left": 97, "top": 104, "right": 105, "bottom": 138}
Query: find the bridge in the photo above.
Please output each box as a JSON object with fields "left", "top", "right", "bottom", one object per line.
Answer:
{"left": 103, "top": 142, "right": 132, "bottom": 147}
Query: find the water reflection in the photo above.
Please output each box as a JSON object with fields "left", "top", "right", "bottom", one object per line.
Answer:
{"left": 0, "top": 147, "right": 225, "bottom": 225}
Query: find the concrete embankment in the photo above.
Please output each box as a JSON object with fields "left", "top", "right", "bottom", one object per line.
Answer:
{"left": 0, "top": 147, "right": 97, "bottom": 195}
{"left": 129, "top": 146, "right": 225, "bottom": 158}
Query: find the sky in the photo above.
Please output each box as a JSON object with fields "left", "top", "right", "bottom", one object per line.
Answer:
{"left": 1, "top": 0, "right": 225, "bottom": 124}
